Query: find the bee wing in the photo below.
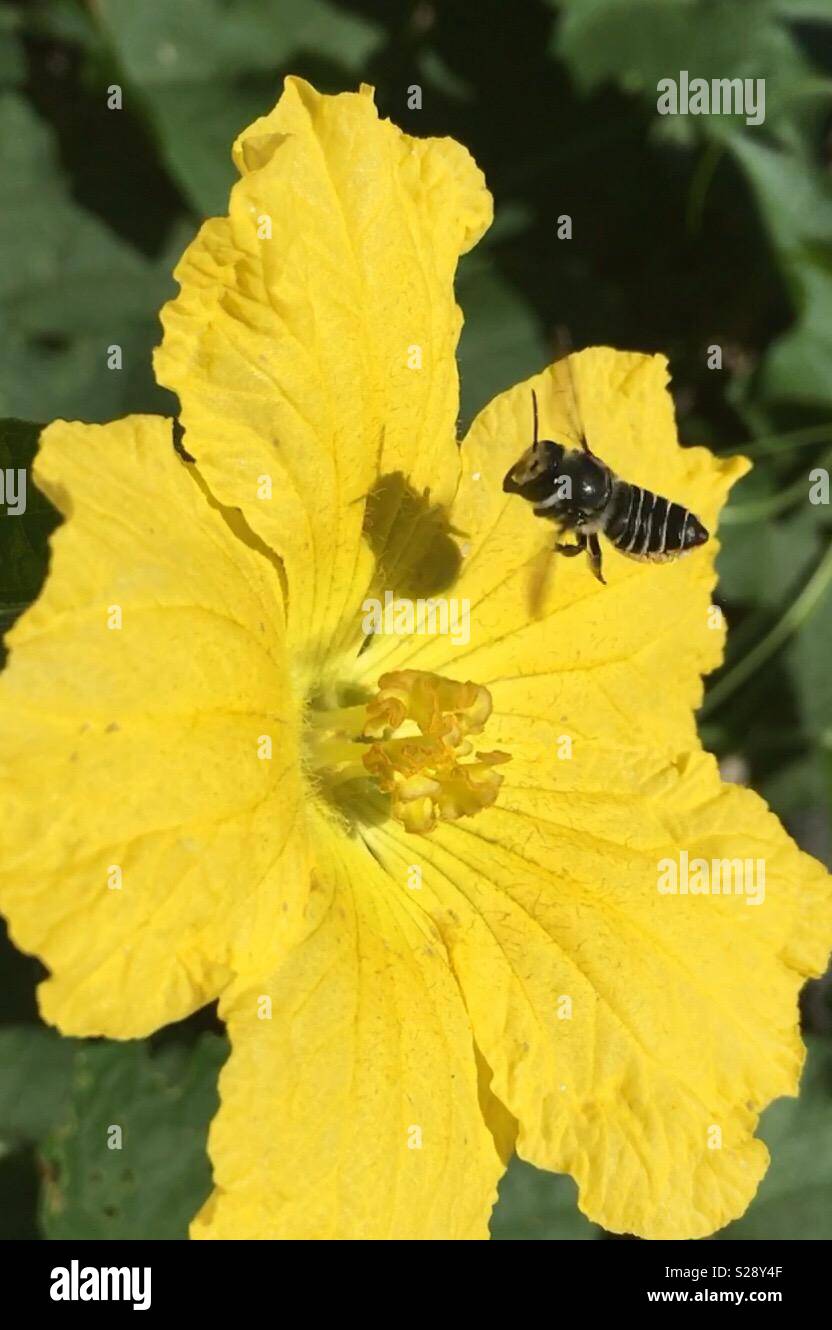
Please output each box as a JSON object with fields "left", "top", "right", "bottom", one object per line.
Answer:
{"left": 552, "top": 327, "right": 592, "bottom": 454}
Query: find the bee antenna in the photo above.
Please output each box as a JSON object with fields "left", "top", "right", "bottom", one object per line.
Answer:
{"left": 531, "top": 388, "right": 539, "bottom": 447}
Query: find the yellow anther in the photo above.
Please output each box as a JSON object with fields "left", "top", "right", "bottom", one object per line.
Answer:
{"left": 362, "top": 671, "right": 509, "bottom": 833}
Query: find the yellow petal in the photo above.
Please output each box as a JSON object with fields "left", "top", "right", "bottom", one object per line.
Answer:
{"left": 193, "top": 820, "right": 504, "bottom": 1239}
{"left": 0, "top": 417, "right": 307, "bottom": 1037}
{"left": 348, "top": 347, "right": 832, "bottom": 1236}
{"left": 155, "top": 77, "right": 491, "bottom": 685}
{"left": 355, "top": 348, "right": 746, "bottom": 756}
{"left": 365, "top": 746, "right": 832, "bottom": 1239}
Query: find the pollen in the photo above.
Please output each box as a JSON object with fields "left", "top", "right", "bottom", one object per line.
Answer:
{"left": 362, "top": 670, "right": 510, "bottom": 834}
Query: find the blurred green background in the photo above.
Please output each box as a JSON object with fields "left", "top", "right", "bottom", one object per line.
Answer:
{"left": 1, "top": 0, "right": 832, "bottom": 1240}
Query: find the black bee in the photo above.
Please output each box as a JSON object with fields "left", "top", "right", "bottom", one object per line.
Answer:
{"left": 502, "top": 385, "right": 708, "bottom": 585}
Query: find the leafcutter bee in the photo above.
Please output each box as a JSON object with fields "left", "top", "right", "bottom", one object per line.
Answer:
{"left": 502, "top": 361, "right": 708, "bottom": 586}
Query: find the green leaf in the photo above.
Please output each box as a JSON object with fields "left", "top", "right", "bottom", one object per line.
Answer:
{"left": 0, "top": 95, "right": 166, "bottom": 327}
{"left": 0, "top": 92, "right": 178, "bottom": 423}
{"left": 726, "top": 133, "right": 832, "bottom": 410}
{"left": 41, "top": 1035, "right": 227, "bottom": 1240}
{"left": 98, "top": 0, "right": 380, "bottom": 85}
{"left": 0, "top": 418, "right": 59, "bottom": 649}
{"left": 756, "top": 259, "right": 832, "bottom": 410}
{"left": 714, "top": 1037, "right": 832, "bottom": 1239}
{"left": 716, "top": 507, "right": 824, "bottom": 611}
{"left": 18, "top": 0, "right": 99, "bottom": 48}
{"left": 126, "top": 82, "right": 273, "bottom": 221}
{"left": 0, "top": 6, "right": 25, "bottom": 89}
{"left": 555, "top": 0, "right": 809, "bottom": 105}
{"left": 0, "top": 1026, "right": 75, "bottom": 1148}
{"left": 774, "top": 0, "right": 832, "bottom": 16}
{"left": 0, "top": 1147, "right": 40, "bottom": 1239}
{"left": 490, "top": 1156, "right": 602, "bottom": 1239}
{"left": 555, "top": 0, "right": 832, "bottom": 168}
{"left": 94, "top": 0, "right": 383, "bottom": 215}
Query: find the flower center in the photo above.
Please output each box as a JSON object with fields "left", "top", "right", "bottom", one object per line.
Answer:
{"left": 308, "top": 669, "right": 510, "bottom": 834}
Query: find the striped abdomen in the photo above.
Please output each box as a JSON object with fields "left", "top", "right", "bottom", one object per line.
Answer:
{"left": 602, "top": 479, "right": 708, "bottom": 562}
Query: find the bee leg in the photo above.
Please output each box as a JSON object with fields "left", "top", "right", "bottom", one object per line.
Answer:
{"left": 555, "top": 533, "right": 587, "bottom": 557}
{"left": 587, "top": 532, "right": 606, "bottom": 584}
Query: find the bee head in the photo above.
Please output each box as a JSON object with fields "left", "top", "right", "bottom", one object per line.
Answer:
{"left": 503, "top": 440, "right": 564, "bottom": 502}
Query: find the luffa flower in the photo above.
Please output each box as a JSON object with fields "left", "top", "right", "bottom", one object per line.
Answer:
{"left": 2, "top": 78, "right": 831, "bottom": 1241}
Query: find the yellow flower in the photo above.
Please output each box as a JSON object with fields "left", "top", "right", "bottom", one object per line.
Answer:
{"left": 2, "top": 77, "right": 831, "bottom": 1241}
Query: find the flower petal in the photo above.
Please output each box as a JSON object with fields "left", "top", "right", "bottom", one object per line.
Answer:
{"left": 349, "top": 348, "right": 832, "bottom": 1235}
{"left": 0, "top": 417, "right": 307, "bottom": 1037}
{"left": 365, "top": 748, "right": 832, "bottom": 1238}
{"left": 193, "top": 821, "right": 504, "bottom": 1239}
{"left": 155, "top": 77, "right": 491, "bottom": 684}
{"left": 355, "top": 347, "right": 746, "bottom": 754}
